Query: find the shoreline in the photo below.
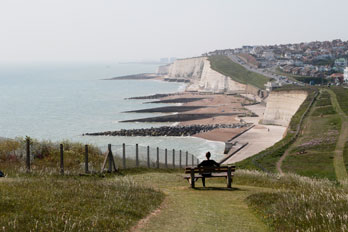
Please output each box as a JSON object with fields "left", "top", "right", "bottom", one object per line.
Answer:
{"left": 88, "top": 76, "right": 287, "bottom": 163}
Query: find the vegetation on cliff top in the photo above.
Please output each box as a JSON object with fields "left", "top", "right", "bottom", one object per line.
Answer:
{"left": 208, "top": 55, "right": 270, "bottom": 89}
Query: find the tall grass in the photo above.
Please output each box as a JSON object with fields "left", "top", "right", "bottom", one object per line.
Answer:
{"left": 0, "top": 175, "right": 164, "bottom": 232}
{"left": 0, "top": 138, "right": 104, "bottom": 175}
{"left": 235, "top": 170, "right": 348, "bottom": 231}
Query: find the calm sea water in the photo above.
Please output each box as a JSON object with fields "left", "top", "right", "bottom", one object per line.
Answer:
{"left": 0, "top": 63, "right": 224, "bottom": 159}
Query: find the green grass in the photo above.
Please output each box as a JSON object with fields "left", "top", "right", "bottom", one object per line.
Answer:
{"left": 343, "top": 141, "right": 348, "bottom": 173}
{"left": 281, "top": 90, "right": 340, "bottom": 180}
{"left": 331, "top": 87, "right": 348, "bottom": 115}
{"left": 236, "top": 170, "right": 348, "bottom": 232}
{"left": 130, "top": 171, "right": 269, "bottom": 232}
{"left": 0, "top": 138, "right": 105, "bottom": 176}
{"left": 311, "top": 105, "right": 336, "bottom": 116}
{"left": 208, "top": 55, "right": 270, "bottom": 89}
{"left": 0, "top": 175, "right": 164, "bottom": 232}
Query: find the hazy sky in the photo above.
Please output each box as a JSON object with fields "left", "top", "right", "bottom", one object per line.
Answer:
{"left": 1, "top": 0, "right": 348, "bottom": 63}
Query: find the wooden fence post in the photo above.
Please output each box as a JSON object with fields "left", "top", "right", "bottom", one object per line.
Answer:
{"left": 165, "top": 149, "right": 168, "bottom": 168}
{"left": 108, "top": 144, "right": 112, "bottom": 173}
{"left": 85, "top": 145, "right": 89, "bottom": 173}
{"left": 179, "top": 150, "right": 182, "bottom": 168}
{"left": 60, "top": 144, "right": 64, "bottom": 175}
{"left": 191, "top": 154, "right": 194, "bottom": 166}
{"left": 227, "top": 166, "right": 232, "bottom": 189}
{"left": 136, "top": 144, "right": 139, "bottom": 167}
{"left": 122, "top": 143, "right": 126, "bottom": 169}
{"left": 186, "top": 151, "right": 188, "bottom": 167}
{"left": 147, "top": 146, "right": 150, "bottom": 168}
{"left": 156, "top": 147, "right": 159, "bottom": 169}
{"left": 26, "top": 138, "right": 30, "bottom": 172}
{"left": 172, "top": 149, "right": 175, "bottom": 168}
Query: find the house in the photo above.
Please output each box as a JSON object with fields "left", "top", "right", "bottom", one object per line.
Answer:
{"left": 330, "top": 73, "right": 344, "bottom": 85}
{"left": 335, "top": 58, "right": 347, "bottom": 68}
{"left": 344, "top": 67, "right": 348, "bottom": 82}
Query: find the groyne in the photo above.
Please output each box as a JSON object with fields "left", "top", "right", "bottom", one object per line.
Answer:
{"left": 120, "top": 113, "right": 245, "bottom": 123}
{"left": 84, "top": 123, "right": 251, "bottom": 137}
{"left": 123, "top": 106, "right": 208, "bottom": 113}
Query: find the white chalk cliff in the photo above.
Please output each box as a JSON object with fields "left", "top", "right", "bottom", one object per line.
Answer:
{"left": 262, "top": 90, "right": 308, "bottom": 127}
{"left": 158, "top": 57, "right": 247, "bottom": 93}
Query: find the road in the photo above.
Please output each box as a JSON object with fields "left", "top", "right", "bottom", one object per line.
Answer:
{"left": 228, "top": 54, "right": 296, "bottom": 86}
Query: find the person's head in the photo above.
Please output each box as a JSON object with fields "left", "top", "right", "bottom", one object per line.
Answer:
{"left": 206, "top": 152, "right": 211, "bottom": 160}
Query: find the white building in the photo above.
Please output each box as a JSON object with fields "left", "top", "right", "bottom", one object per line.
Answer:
{"left": 344, "top": 67, "right": 348, "bottom": 82}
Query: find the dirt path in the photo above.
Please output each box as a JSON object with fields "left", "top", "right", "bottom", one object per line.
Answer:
{"left": 327, "top": 90, "right": 348, "bottom": 182}
{"left": 130, "top": 173, "right": 269, "bottom": 232}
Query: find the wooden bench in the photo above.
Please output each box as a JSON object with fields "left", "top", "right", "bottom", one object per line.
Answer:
{"left": 184, "top": 166, "right": 235, "bottom": 188}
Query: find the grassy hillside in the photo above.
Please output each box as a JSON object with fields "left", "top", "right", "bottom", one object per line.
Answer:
{"left": 208, "top": 55, "right": 270, "bottom": 89}
{"left": 281, "top": 90, "right": 340, "bottom": 180}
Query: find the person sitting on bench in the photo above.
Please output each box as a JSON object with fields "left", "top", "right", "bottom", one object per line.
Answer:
{"left": 198, "top": 152, "right": 220, "bottom": 187}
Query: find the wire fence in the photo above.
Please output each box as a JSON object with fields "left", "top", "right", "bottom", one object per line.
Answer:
{"left": 14, "top": 139, "right": 200, "bottom": 174}
{"left": 109, "top": 144, "right": 199, "bottom": 169}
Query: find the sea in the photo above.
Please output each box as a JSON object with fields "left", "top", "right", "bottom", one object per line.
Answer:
{"left": 0, "top": 63, "right": 225, "bottom": 160}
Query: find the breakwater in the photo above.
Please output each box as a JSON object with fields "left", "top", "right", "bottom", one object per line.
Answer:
{"left": 123, "top": 106, "right": 207, "bottom": 113}
{"left": 84, "top": 123, "right": 251, "bottom": 137}
{"left": 120, "top": 113, "right": 244, "bottom": 123}
{"left": 145, "top": 97, "right": 207, "bottom": 104}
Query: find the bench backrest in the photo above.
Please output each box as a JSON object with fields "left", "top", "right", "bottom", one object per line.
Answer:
{"left": 184, "top": 166, "right": 235, "bottom": 174}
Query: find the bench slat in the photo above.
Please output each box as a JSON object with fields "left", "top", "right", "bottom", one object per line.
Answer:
{"left": 184, "top": 166, "right": 235, "bottom": 174}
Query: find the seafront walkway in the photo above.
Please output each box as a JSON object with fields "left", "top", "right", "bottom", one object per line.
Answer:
{"left": 130, "top": 172, "right": 269, "bottom": 232}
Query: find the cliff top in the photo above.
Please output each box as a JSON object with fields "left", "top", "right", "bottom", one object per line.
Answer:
{"left": 208, "top": 55, "right": 271, "bottom": 89}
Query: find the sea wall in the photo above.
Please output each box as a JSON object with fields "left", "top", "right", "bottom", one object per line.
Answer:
{"left": 262, "top": 90, "right": 308, "bottom": 127}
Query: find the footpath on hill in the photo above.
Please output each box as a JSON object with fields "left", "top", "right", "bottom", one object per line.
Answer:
{"left": 328, "top": 89, "right": 348, "bottom": 182}
{"left": 129, "top": 172, "right": 269, "bottom": 232}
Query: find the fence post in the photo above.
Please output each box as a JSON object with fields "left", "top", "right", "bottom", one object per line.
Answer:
{"left": 122, "top": 143, "right": 126, "bottom": 169}
{"left": 156, "top": 147, "right": 159, "bottom": 168}
{"left": 172, "top": 149, "right": 175, "bottom": 168}
{"left": 186, "top": 151, "right": 188, "bottom": 167}
{"left": 136, "top": 144, "right": 139, "bottom": 167}
{"left": 179, "top": 150, "right": 182, "bottom": 169}
{"left": 60, "top": 144, "right": 64, "bottom": 175}
{"left": 191, "top": 154, "right": 194, "bottom": 166}
{"left": 108, "top": 144, "right": 112, "bottom": 173}
{"left": 85, "top": 145, "right": 89, "bottom": 173}
{"left": 147, "top": 146, "right": 150, "bottom": 168}
{"left": 26, "top": 138, "right": 30, "bottom": 172}
{"left": 165, "top": 149, "right": 168, "bottom": 168}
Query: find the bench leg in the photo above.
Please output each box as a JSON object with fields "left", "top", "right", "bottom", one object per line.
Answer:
{"left": 227, "top": 167, "right": 232, "bottom": 189}
{"left": 190, "top": 169, "right": 195, "bottom": 188}
{"left": 202, "top": 177, "right": 205, "bottom": 187}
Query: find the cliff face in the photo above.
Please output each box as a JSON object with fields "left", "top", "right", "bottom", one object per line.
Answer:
{"left": 156, "top": 64, "right": 170, "bottom": 75}
{"left": 158, "top": 57, "right": 248, "bottom": 93}
{"left": 262, "top": 90, "right": 308, "bottom": 127}
{"left": 167, "top": 57, "right": 205, "bottom": 79}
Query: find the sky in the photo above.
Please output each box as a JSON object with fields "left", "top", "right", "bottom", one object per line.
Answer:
{"left": 0, "top": 0, "right": 348, "bottom": 63}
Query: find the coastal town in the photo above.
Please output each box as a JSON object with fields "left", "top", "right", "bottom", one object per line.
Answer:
{"left": 205, "top": 39, "right": 348, "bottom": 86}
